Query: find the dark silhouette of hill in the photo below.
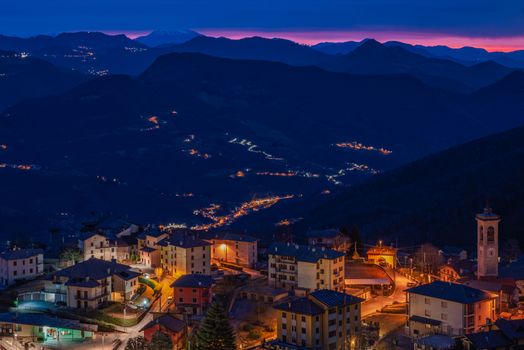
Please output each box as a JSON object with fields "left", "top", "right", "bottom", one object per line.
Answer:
{"left": 313, "top": 39, "right": 524, "bottom": 69}
{"left": 0, "top": 50, "right": 87, "bottom": 111}
{"left": 135, "top": 30, "right": 201, "bottom": 47}
{"left": 2, "top": 53, "right": 524, "bottom": 239}
{"left": 0, "top": 33, "right": 518, "bottom": 92}
{"left": 166, "top": 36, "right": 333, "bottom": 66}
{"left": 336, "top": 39, "right": 516, "bottom": 92}
{"left": 303, "top": 121, "right": 524, "bottom": 247}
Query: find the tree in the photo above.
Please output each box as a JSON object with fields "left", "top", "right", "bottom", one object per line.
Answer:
{"left": 60, "top": 248, "right": 82, "bottom": 265}
{"left": 125, "top": 336, "right": 147, "bottom": 350}
{"left": 149, "top": 331, "right": 173, "bottom": 350}
{"left": 193, "top": 301, "right": 236, "bottom": 350}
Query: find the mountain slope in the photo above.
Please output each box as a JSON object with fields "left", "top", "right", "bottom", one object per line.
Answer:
{"left": 167, "top": 36, "right": 333, "bottom": 66}
{"left": 303, "top": 117, "right": 524, "bottom": 247}
{"left": 135, "top": 30, "right": 201, "bottom": 46}
{"left": 4, "top": 52, "right": 524, "bottom": 236}
{"left": 0, "top": 50, "right": 87, "bottom": 111}
{"left": 336, "top": 40, "right": 516, "bottom": 92}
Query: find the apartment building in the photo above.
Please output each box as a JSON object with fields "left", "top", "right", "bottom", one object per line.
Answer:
{"left": 272, "top": 289, "right": 363, "bottom": 350}
{"left": 268, "top": 243, "right": 345, "bottom": 292}
{"left": 209, "top": 233, "right": 258, "bottom": 268}
{"left": 81, "top": 232, "right": 136, "bottom": 262}
{"left": 407, "top": 281, "right": 497, "bottom": 338}
{"left": 53, "top": 258, "right": 141, "bottom": 308}
{"left": 137, "top": 229, "right": 168, "bottom": 268}
{"left": 0, "top": 249, "right": 44, "bottom": 287}
{"left": 159, "top": 234, "right": 211, "bottom": 276}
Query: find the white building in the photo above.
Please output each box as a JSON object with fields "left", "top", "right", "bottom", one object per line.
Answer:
{"left": 407, "top": 281, "right": 497, "bottom": 337}
{"left": 0, "top": 249, "right": 44, "bottom": 287}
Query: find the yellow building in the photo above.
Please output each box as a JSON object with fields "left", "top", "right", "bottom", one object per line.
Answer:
{"left": 268, "top": 243, "right": 345, "bottom": 292}
{"left": 272, "top": 289, "right": 363, "bottom": 350}
{"left": 159, "top": 234, "right": 211, "bottom": 276}
{"left": 366, "top": 244, "right": 397, "bottom": 269}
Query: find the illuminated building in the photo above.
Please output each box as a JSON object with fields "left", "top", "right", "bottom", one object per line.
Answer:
{"left": 272, "top": 289, "right": 363, "bottom": 350}
{"left": 268, "top": 243, "right": 345, "bottom": 292}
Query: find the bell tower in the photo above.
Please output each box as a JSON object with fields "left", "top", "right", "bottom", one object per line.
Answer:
{"left": 476, "top": 205, "right": 500, "bottom": 279}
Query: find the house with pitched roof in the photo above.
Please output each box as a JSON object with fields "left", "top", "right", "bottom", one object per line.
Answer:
{"left": 171, "top": 274, "right": 214, "bottom": 315}
{"left": 0, "top": 248, "right": 44, "bottom": 287}
{"left": 272, "top": 289, "right": 363, "bottom": 350}
{"left": 464, "top": 318, "right": 524, "bottom": 350}
{"left": 53, "top": 258, "right": 141, "bottom": 308}
{"left": 137, "top": 228, "right": 169, "bottom": 268}
{"left": 140, "top": 314, "right": 186, "bottom": 349}
{"left": 407, "top": 281, "right": 497, "bottom": 337}
{"left": 268, "top": 242, "right": 345, "bottom": 292}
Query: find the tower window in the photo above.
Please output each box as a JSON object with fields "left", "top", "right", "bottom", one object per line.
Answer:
{"left": 487, "top": 227, "right": 495, "bottom": 243}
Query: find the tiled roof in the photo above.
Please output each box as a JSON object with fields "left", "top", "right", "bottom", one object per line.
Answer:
{"left": 268, "top": 242, "right": 344, "bottom": 263}
{"left": 495, "top": 318, "right": 524, "bottom": 340}
{"left": 466, "top": 330, "right": 510, "bottom": 349}
{"left": 415, "top": 335, "right": 456, "bottom": 349}
{"left": 274, "top": 298, "right": 323, "bottom": 316}
{"left": 140, "top": 314, "right": 186, "bottom": 333}
{"left": 65, "top": 280, "right": 100, "bottom": 288}
{"left": 306, "top": 229, "right": 340, "bottom": 239}
{"left": 115, "top": 270, "right": 141, "bottom": 281}
{"left": 406, "top": 281, "right": 495, "bottom": 304}
{"left": 0, "top": 248, "right": 43, "bottom": 260}
{"left": 160, "top": 234, "right": 212, "bottom": 249}
{"left": 310, "top": 289, "right": 364, "bottom": 307}
{"left": 171, "top": 274, "right": 214, "bottom": 288}
{"left": 55, "top": 257, "right": 134, "bottom": 280}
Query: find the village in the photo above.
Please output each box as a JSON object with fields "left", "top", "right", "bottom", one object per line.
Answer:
{"left": 0, "top": 205, "right": 522, "bottom": 350}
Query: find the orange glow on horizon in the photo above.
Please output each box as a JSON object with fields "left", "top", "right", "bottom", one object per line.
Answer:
{"left": 196, "top": 29, "right": 524, "bottom": 53}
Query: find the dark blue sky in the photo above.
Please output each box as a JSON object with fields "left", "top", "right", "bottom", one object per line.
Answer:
{"left": 3, "top": 0, "right": 524, "bottom": 50}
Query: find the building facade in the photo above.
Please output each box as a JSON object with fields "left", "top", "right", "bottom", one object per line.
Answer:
{"left": 0, "top": 249, "right": 44, "bottom": 287}
{"left": 171, "top": 274, "right": 214, "bottom": 315}
{"left": 268, "top": 243, "right": 345, "bottom": 292}
{"left": 273, "top": 289, "right": 363, "bottom": 350}
{"left": 407, "top": 281, "right": 497, "bottom": 338}
{"left": 209, "top": 233, "right": 258, "bottom": 268}
{"left": 366, "top": 244, "right": 397, "bottom": 269}
{"left": 137, "top": 229, "right": 169, "bottom": 268}
{"left": 81, "top": 233, "right": 136, "bottom": 263}
{"left": 476, "top": 206, "right": 500, "bottom": 279}
{"left": 159, "top": 234, "right": 212, "bottom": 276}
{"left": 54, "top": 258, "right": 141, "bottom": 309}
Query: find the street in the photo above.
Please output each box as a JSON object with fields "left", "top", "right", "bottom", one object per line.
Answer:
{"left": 361, "top": 267, "right": 410, "bottom": 317}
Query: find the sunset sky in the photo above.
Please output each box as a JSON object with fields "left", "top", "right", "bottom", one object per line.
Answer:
{"left": 3, "top": 0, "right": 524, "bottom": 52}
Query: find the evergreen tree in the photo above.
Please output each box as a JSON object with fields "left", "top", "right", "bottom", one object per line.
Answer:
{"left": 149, "top": 331, "right": 173, "bottom": 350}
{"left": 193, "top": 301, "right": 236, "bottom": 350}
{"left": 125, "top": 336, "right": 147, "bottom": 350}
